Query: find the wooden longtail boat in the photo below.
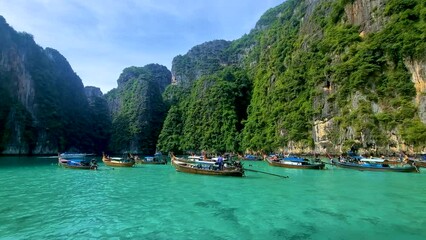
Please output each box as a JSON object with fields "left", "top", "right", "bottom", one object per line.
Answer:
{"left": 58, "top": 153, "right": 97, "bottom": 170}
{"left": 331, "top": 160, "right": 419, "bottom": 173}
{"left": 171, "top": 156, "right": 244, "bottom": 177}
{"left": 102, "top": 153, "right": 135, "bottom": 167}
{"left": 265, "top": 156, "right": 325, "bottom": 170}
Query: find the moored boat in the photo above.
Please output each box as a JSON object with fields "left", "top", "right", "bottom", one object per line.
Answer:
{"left": 171, "top": 155, "right": 244, "bottom": 177}
{"left": 265, "top": 155, "right": 325, "bottom": 170}
{"left": 345, "top": 151, "right": 402, "bottom": 165}
{"left": 331, "top": 159, "right": 419, "bottom": 173}
{"left": 58, "top": 153, "right": 97, "bottom": 170}
{"left": 102, "top": 153, "right": 135, "bottom": 167}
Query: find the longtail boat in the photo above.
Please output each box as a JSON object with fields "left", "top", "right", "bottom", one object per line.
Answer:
{"left": 265, "top": 155, "right": 325, "bottom": 170}
{"left": 331, "top": 159, "right": 419, "bottom": 173}
{"left": 58, "top": 153, "right": 97, "bottom": 170}
{"left": 345, "top": 151, "right": 402, "bottom": 165}
{"left": 171, "top": 156, "right": 244, "bottom": 177}
{"left": 102, "top": 153, "right": 135, "bottom": 167}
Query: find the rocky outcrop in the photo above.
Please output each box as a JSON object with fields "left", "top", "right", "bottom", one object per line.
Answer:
{"left": 0, "top": 16, "right": 108, "bottom": 154}
{"left": 171, "top": 40, "right": 231, "bottom": 88}
{"left": 105, "top": 64, "right": 171, "bottom": 154}
{"left": 344, "top": 0, "right": 387, "bottom": 34}
{"left": 404, "top": 58, "right": 426, "bottom": 123}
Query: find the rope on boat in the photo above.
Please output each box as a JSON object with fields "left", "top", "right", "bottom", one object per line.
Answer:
{"left": 413, "top": 163, "right": 420, "bottom": 173}
{"left": 244, "top": 168, "right": 289, "bottom": 179}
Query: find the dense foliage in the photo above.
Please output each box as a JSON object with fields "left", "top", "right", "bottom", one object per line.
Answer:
{"left": 105, "top": 64, "right": 171, "bottom": 154}
{"left": 157, "top": 67, "right": 251, "bottom": 154}
{"left": 2, "top": 0, "right": 426, "bottom": 155}
{"left": 158, "top": 0, "right": 426, "bottom": 154}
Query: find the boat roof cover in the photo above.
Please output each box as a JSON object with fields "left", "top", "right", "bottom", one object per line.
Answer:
{"left": 283, "top": 156, "right": 305, "bottom": 162}
{"left": 360, "top": 158, "right": 385, "bottom": 163}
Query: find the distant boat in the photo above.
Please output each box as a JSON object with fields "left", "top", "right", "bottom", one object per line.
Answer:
{"left": 331, "top": 159, "right": 418, "bottom": 173}
{"left": 58, "top": 153, "right": 97, "bottom": 170}
{"left": 135, "top": 152, "right": 167, "bottom": 165}
{"left": 265, "top": 155, "right": 325, "bottom": 170}
{"left": 171, "top": 155, "right": 244, "bottom": 177}
{"left": 102, "top": 153, "right": 135, "bottom": 167}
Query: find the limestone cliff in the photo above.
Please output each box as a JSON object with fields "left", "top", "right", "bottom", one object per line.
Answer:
{"left": 0, "top": 16, "right": 109, "bottom": 154}
{"left": 161, "top": 0, "right": 426, "bottom": 155}
{"left": 105, "top": 64, "right": 171, "bottom": 154}
{"left": 171, "top": 40, "right": 231, "bottom": 88}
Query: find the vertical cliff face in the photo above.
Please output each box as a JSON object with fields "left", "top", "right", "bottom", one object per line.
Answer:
{"left": 344, "top": 0, "right": 387, "bottom": 34}
{"left": 161, "top": 0, "right": 426, "bottom": 155}
{"left": 307, "top": 0, "right": 426, "bottom": 154}
{"left": 404, "top": 58, "right": 426, "bottom": 123}
{"left": 105, "top": 64, "right": 171, "bottom": 154}
{"left": 171, "top": 40, "right": 231, "bottom": 88}
{"left": 0, "top": 16, "right": 107, "bottom": 154}
{"left": 85, "top": 86, "right": 112, "bottom": 153}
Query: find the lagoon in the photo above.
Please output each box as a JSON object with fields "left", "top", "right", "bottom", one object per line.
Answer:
{"left": 0, "top": 156, "right": 425, "bottom": 239}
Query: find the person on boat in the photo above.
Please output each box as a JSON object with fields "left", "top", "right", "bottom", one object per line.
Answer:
{"left": 217, "top": 155, "right": 224, "bottom": 170}
{"left": 90, "top": 159, "right": 98, "bottom": 170}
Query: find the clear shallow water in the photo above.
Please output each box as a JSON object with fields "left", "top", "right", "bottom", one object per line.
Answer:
{"left": 0, "top": 157, "right": 425, "bottom": 240}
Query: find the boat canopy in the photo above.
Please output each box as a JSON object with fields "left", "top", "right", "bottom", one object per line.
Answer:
{"left": 283, "top": 156, "right": 305, "bottom": 162}
{"left": 360, "top": 157, "right": 385, "bottom": 163}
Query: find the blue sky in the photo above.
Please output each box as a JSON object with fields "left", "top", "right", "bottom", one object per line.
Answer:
{"left": 0, "top": 0, "right": 283, "bottom": 93}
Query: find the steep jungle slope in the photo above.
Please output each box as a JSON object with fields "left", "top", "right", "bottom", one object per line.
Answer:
{"left": 158, "top": 0, "right": 426, "bottom": 155}
{"left": 105, "top": 64, "right": 171, "bottom": 154}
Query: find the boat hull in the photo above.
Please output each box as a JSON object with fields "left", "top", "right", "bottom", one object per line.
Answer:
{"left": 414, "top": 161, "right": 426, "bottom": 168}
{"left": 171, "top": 159, "right": 243, "bottom": 177}
{"left": 102, "top": 155, "right": 135, "bottom": 167}
{"left": 407, "top": 159, "right": 426, "bottom": 168}
{"left": 332, "top": 161, "right": 418, "bottom": 172}
{"left": 58, "top": 159, "right": 97, "bottom": 170}
{"left": 266, "top": 158, "right": 325, "bottom": 169}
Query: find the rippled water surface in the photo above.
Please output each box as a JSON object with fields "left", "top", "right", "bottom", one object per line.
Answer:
{"left": 1, "top": 156, "right": 425, "bottom": 239}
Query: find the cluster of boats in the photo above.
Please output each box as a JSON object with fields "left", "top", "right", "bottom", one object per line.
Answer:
{"left": 57, "top": 152, "right": 167, "bottom": 169}
{"left": 57, "top": 151, "right": 425, "bottom": 176}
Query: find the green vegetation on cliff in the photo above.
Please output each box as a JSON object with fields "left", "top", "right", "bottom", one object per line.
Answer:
{"left": 158, "top": 0, "right": 426, "bottom": 154}
{"left": 158, "top": 67, "right": 250, "bottom": 154}
{"left": 106, "top": 64, "right": 171, "bottom": 154}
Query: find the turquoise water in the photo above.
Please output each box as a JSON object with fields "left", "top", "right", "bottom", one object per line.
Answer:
{"left": 1, "top": 157, "right": 425, "bottom": 239}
